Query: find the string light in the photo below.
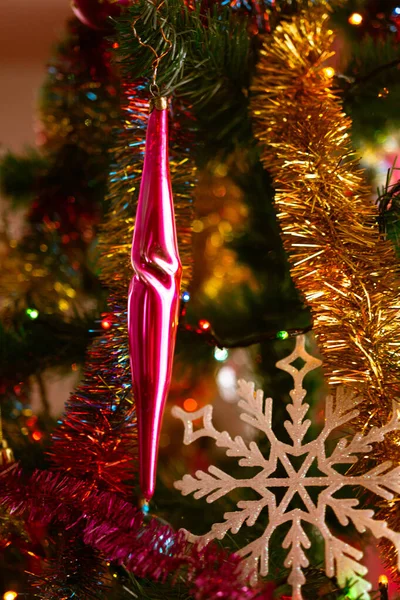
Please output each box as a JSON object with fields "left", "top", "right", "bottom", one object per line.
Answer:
{"left": 140, "top": 500, "right": 150, "bottom": 515}
{"left": 192, "top": 219, "right": 204, "bottom": 233}
{"left": 25, "top": 308, "right": 39, "bottom": 320}
{"left": 198, "top": 319, "right": 211, "bottom": 331}
{"left": 101, "top": 317, "right": 112, "bottom": 330}
{"left": 182, "top": 291, "right": 190, "bottom": 302}
{"left": 183, "top": 398, "right": 198, "bottom": 412}
{"left": 348, "top": 12, "right": 363, "bottom": 25}
{"left": 214, "top": 347, "right": 229, "bottom": 361}
{"left": 379, "top": 575, "right": 389, "bottom": 600}
{"left": 323, "top": 66, "right": 335, "bottom": 78}
{"left": 378, "top": 87, "right": 389, "bottom": 98}
{"left": 58, "top": 299, "right": 70, "bottom": 312}
{"left": 217, "top": 365, "right": 237, "bottom": 402}
{"left": 3, "top": 592, "right": 18, "bottom": 600}
{"left": 277, "top": 330, "right": 289, "bottom": 340}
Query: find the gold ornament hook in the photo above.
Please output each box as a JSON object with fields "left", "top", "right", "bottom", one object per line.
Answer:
{"left": 131, "top": 0, "right": 172, "bottom": 97}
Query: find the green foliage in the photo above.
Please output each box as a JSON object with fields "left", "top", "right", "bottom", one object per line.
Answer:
{"left": 0, "top": 311, "right": 97, "bottom": 381}
{"left": 331, "top": 1, "right": 400, "bottom": 142}
{"left": 120, "top": 570, "right": 194, "bottom": 600}
{"left": 342, "top": 35, "right": 400, "bottom": 142}
{"left": 0, "top": 150, "right": 48, "bottom": 207}
{"left": 116, "top": 1, "right": 250, "bottom": 103}
{"left": 377, "top": 161, "right": 400, "bottom": 253}
{"left": 116, "top": 0, "right": 253, "bottom": 153}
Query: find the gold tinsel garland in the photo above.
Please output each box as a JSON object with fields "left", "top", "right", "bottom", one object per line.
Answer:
{"left": 250, "top": 9, "right": 400, "bottom": 573}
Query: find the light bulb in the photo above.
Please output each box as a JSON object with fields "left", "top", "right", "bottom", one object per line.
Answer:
{"left": 348, "top": 12, "right": 363, "bottom": 25}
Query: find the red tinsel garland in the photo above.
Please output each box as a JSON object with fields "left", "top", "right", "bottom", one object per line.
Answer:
{"left": 50, "top": 303, "right": 137, "bottom": 496}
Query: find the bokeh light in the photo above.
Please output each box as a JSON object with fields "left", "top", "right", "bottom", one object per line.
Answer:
{"left": 348, "top": 12, "right": 363, "bottom": 25}
{"left": 183, "top": 398, "right": 198, "bottom": 412}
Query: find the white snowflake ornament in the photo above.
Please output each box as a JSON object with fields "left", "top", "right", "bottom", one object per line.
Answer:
{"left": 172, "top": 335, "right": 400, "bottom": 600}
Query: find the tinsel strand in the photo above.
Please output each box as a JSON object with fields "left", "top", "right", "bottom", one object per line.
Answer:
{"left": 30, "top": 535, "right": 110, "bottom": 600}
{"left": 50, "top": 303, "right": 137, "bottom": 495}
{"left": 250, "top": 7, "right": 400, "bottom": 574}
{"left": 0, "top": 467, "right": 271, "bottom": 600}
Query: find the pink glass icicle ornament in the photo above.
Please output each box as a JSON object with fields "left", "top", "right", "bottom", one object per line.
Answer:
{"left": 128, "top": 97, "right": 182, "bottom": 502}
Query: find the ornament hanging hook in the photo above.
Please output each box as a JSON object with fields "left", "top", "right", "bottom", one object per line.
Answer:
{"left": 131, "top": 0, "right": 172, "bottom": 97}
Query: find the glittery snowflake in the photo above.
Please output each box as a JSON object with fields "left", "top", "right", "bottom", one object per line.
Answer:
{"left": 172, "top": 335, "right": 400, "bottom": 600}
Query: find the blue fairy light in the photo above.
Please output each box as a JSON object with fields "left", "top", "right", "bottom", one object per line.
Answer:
{"left": 214, "top": 347, "right": 229, "bottom": 362}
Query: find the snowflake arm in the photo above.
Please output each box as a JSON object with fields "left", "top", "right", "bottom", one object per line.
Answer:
{"left": 175, "top": 466, "right": 238, "bottom": 502}
{"left": 283, "top": 514, "right": 310, "bottom": 600}
{"left": 315, "top": 491, "right": 399, "bottom": 599}
{"left": 276, "top": 336, "right": 322, "bottom": 448}
{"left": 236, "top": 381, "right": 274, "bottom": 438}
{"left": 322, "top": 393, "right": 400, "bottom": 468}
{"left": 327, "top": 536, "right": 370, "bottom": 599}
{"left": 171, "top": 404, "right": 268, "bottom": 469}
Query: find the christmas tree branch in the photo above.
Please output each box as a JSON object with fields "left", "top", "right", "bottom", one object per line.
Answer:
{"left": 115, "top": 0, "right": 250, "bottom": 109}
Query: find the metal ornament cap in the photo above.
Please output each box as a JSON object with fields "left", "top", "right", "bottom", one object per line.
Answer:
{"left": 149, "top": 97, "right": 168, "bottom": 112}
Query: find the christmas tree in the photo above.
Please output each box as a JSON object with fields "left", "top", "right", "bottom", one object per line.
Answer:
{"left": 0, "top": 0, "right": 400, "bottom": 598}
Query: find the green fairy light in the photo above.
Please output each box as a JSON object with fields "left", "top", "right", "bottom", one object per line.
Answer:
{"left": 276, "top": 330, "right": 289, "bottom": 340}
{"left": 26, "top": 308, "right": 39, "bottom": 320}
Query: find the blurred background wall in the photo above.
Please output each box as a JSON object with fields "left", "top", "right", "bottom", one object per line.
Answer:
{"left": 0, "top": 0, "right": 71, "bottom": 154}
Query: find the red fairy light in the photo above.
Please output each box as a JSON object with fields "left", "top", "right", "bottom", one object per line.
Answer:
{"left": 101, "top": 317, "right": 112, "bottom": 330}
{"left": 183, "top": 398, "right": 198, "bottom": 412}
{"left": 199, "top": 319, "right": 211, "bottom": 331}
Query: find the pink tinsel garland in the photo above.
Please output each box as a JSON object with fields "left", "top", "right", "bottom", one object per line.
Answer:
{"left": 0, "top": 465, "right": 273, "bottom": 599}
